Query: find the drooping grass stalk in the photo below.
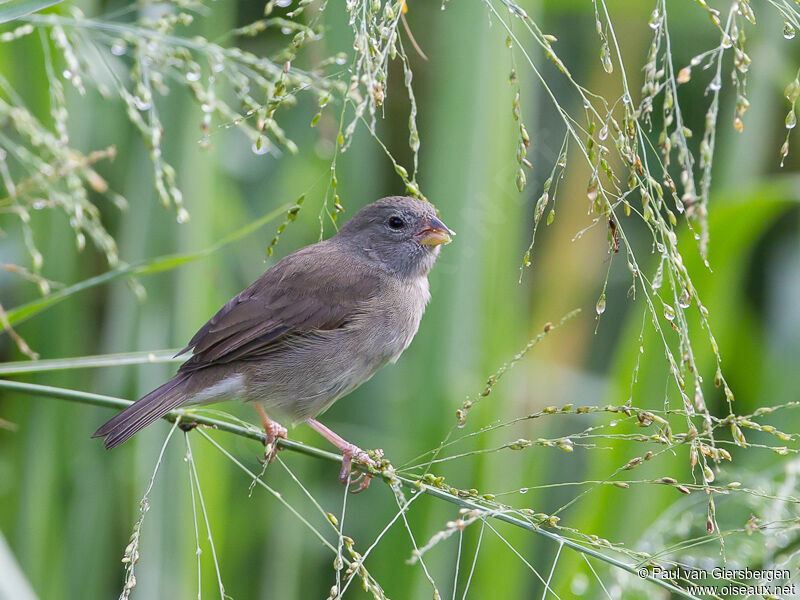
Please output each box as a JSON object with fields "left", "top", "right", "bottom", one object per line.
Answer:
{"left": 3, "top": 202, "right": 291, "bottom": 328}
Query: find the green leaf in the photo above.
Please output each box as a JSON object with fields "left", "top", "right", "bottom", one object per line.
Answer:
{"left": 0, "top": 0, "right": 64, "bottom": 24}
{"left": 4, "top": 202, "right": 292, "bottom": 327}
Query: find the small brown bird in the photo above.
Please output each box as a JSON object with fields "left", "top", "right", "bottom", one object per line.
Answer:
{"left": 93, "top": 196, "right": 453, "bottom": 490}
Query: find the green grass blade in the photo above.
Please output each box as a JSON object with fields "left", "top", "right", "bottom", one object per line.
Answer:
{"left": 0, "top": 349, "right": 183, "bottom": 375}
{"left": 0, "top": 0, "right": 63, "bottom": 24}
{"left": 4, "top": 202, "right": 291, "bottom": 327}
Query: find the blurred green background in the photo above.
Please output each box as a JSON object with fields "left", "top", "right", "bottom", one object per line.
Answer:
{"left": 1, "top": 1, "right": 799, "bottom": 598}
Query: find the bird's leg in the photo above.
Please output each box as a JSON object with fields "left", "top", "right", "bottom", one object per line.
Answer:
{"left": 306, "top": 419, "right": 379, "bottom": 492}
{"left": 255, "top": 404, "right": 287, "bottom": 463}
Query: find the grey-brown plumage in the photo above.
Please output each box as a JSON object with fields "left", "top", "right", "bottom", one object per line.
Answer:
{"left": 93, "top": 196, "right": 453, "bottom": 450}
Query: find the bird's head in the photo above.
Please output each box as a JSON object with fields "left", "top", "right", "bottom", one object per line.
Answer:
{"left": 336, "top": 196, "right": 454, "bottom": 279}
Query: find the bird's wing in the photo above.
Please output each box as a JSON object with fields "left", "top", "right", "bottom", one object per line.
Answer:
{"left": 176, "top": 244, "right": 381, "bottom": 373}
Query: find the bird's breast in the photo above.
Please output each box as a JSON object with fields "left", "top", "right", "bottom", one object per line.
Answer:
{"left": 361, "top": 275, "right": 430, "bottom": 364}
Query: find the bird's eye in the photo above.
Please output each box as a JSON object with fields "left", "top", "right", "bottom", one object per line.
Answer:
{"left": 388, "top": 216, "right": 405, "bottom": 230}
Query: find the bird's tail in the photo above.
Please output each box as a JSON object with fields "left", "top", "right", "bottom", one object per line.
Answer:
{"left": 92, "top": 374, "right": 191, "bottom": 449}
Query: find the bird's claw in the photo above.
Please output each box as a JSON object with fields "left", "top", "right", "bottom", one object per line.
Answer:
{"left": 349, "top": 473, "right": 372, "bottom": 494}
{"left": 340, "top": 446, "right": 383, "bottom": 493}
{"left": 260, "top": 421, "right": 288, "bottom": 464}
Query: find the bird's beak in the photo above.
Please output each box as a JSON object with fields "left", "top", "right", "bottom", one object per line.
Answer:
{"left": 415, "top": 216, "right": 455, "bottom": 246}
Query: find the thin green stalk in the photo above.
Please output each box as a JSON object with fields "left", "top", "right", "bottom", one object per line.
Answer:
{"left": 0, "top": 378, "right": 699, "bottom": 599}
{"left": 0, "top": 379, "right": 332, "bottom": 460}
{"left": 0, "top": 349, "right": 183, "bottom": 375}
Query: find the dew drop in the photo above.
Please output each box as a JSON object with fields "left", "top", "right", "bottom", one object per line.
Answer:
{"left": 595, "top": 293, "right": 607, "bottom": 315}
{"left": 133, "top": 97, "right": 152, "bottom": 111}
{"left": 519, "top": 487, "right": 528, "bottom": 494}
{"left": 678, "top": 288, "right": 691, "bottom": 308}
{"left": 186, "top": 70, "right": 201, "bottom": 82}
{"left": 663, "top": 303, "right": 676, "bottom": 321}
{"left": 252, "top": 139, "right": 270, "bottom": 155}
{"left": 648, "top": 8, "right": 662, "bottom": 30}
{"left": 785, "top": 109, "right": 797, "bottom": 130}
{"left": 784, "top": 23, "right": 796, "bottom": 39}
{"left": 110, "top": 42, "right": 126, "bottom": 56}
{"left": 62, "top": 69, "right": 72, "bottom": 80}
{"left": 275, "top": 0, "right": 292, "bottom": 6}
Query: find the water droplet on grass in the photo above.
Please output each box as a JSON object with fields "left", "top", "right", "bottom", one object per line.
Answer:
{"left": 678, "top": 288, "right": 691, "bottom": 308}
{"left": 595, "top": 293, "right": 606, "bottom": 315}
{"left": 252, "top": 140, "right": 270, "bottom": 155}
{"left": 648, "top": 8, "right": 662, "bottom": 29}
{"left": 663, "top": 303, "right": 676, "bottom": 321}
{"left": 133, "top": 97, "right": 151, "bottom": 111}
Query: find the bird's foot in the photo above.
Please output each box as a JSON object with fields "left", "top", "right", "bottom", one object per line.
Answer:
{"left": 255, "top": 405, "right": 287, "bottom": 464}
{"left": 259, "top": 420, "right": 288, "bottom": 464}
{"left": 340, "top": 445, "right": 384, "bottom": 493}
{"left": 306, "top": 418, "right": 383, "bottom": 493}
